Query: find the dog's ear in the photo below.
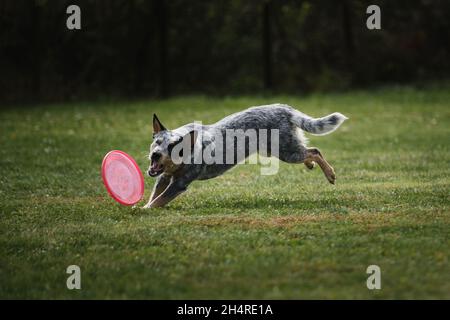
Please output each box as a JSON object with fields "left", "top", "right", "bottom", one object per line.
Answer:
{"left": 153, "top": 114, "right": 167, "bottom": 133}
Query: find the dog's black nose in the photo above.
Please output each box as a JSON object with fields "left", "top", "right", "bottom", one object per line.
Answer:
{"left": 151, "top": 152, "right": 162, "bottom": 162}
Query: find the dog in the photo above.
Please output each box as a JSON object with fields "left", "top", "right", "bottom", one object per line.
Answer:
{"left": 144, "top": 104, "right": 348, "bottom": 208}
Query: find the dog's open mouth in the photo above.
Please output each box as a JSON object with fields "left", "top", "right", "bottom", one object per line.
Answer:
{"left": 149, "top": 160, "right": 164, "bottom": 177}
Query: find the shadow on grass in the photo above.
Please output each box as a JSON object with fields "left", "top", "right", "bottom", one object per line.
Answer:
{"left": 132, "top": 196, "right": 359, "bottom": 214}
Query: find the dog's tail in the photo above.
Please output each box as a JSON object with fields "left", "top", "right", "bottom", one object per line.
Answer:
{"left": 290, "top": 109, "right": 348, "bottom": 136}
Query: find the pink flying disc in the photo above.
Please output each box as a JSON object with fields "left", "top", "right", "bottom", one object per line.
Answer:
{"left": 101, "top": 150, "right": 145, "bottom": 206}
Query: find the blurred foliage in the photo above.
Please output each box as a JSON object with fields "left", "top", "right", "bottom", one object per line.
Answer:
{"left": 0, "top": 0, "right": 449, "bottom": 103}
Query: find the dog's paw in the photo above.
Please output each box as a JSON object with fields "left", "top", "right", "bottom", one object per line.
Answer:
{"left": 326, "top": 170, "right": 336, "bottom": 184}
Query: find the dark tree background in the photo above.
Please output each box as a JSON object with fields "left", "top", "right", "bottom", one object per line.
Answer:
{"left": 0, "top": 0, "right": 449, "bottom": 104}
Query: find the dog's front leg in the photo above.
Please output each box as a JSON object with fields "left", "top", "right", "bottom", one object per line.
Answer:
{"left": 144, "top": 174, "right": 171, "bottom": 208}
{"left": 144, "top": 180, "right": 188, "bottom": 208}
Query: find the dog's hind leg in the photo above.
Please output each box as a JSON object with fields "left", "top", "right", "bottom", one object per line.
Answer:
{"left": 276, "top": 129, "right": 333, "bottom": 182}
{"left": 305, "top": 148, "right": 336, "bottom": 184}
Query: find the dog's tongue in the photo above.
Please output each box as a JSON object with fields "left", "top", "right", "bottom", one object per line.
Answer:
{"left": 151, "top": 162, "right": 161, "bottom": 171}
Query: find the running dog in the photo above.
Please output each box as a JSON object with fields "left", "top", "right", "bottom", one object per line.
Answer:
{"left": 144, "top": 104, "right": 348, "bottom": 208}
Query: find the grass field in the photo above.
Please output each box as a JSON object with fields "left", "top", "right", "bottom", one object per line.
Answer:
{"left": 0, "top": 86, "right": 449, "bottom": 299}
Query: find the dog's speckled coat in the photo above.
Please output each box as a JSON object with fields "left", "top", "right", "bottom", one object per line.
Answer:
{"left": 144, "top": 104, "right": 347, "bottom": 208}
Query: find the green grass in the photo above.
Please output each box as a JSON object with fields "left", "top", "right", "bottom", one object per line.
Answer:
{"left": 0, "top": 86, "right": 449, "bottom": 299}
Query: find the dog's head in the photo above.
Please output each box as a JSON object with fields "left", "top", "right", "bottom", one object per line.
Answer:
{"left": 147, "top": 114, "right": 197, "bottom": 177}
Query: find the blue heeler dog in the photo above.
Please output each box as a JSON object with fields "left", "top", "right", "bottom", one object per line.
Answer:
{"left": 144, "top": 104, "right": 348, "bottom": 208}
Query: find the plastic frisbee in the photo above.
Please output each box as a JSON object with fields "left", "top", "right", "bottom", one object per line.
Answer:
{"left": 101, "top": 150, "right": 145, "bottom": 206}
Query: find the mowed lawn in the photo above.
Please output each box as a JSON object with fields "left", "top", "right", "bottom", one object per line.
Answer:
{"left": 0, "top": 86, "right": 449, "bottom": 299}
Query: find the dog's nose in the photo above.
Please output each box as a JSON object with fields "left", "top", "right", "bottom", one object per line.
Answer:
{"left": 151, "top": 152, "right": 162, "bottom": 162}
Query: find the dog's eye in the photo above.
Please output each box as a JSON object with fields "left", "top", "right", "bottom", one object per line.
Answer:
{"left": 154, "top": 139, "right": 162, "bottom": 145}
{"left": 168, "top": 140, "right": 183, "bottom": 157}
